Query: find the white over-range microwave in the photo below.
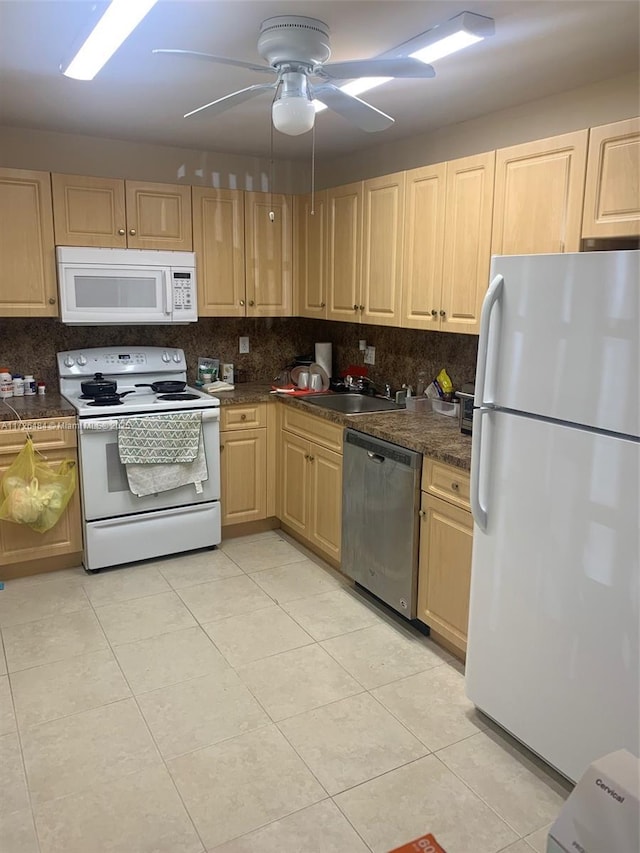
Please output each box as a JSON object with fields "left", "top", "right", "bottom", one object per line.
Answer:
{"left": 56, "top": 247, "right": 198, "bottom": 325}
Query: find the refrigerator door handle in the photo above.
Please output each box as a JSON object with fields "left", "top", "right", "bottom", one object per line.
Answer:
{"left": 475, "top": 274, "right": 503, "bottom": 406}
{"left": 471, "top": 407, "right": 490, "bottom": 531}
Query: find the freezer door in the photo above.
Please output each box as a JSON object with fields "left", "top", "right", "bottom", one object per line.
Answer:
{"left": 466, "top": 408, "right": 639, "bottom": 782}
{"left": 477, "top": 251, "right": 639, "bottom": 436}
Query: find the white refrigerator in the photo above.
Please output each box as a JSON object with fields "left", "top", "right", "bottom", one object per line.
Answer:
{"left": 466, "top": 250, "right": 639, "bottom": 783}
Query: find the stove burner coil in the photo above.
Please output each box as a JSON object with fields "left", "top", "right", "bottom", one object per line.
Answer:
{"left": 157, "top": 393, "right": 201, "bottom": 401}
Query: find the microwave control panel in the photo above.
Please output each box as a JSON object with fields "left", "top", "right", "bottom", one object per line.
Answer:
{"left": 171, "top": 270, "right": 197, "bottom": 318}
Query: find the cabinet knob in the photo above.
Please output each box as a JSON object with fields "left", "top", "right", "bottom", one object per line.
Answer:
{"left": 220, "top": 444, "right": 225, "bottom": 451}
{"left": 249, "top": 300, "right": 255, "bottom": 307}
{"left": 309, "top": 455, "right": 314, "bottom": 462}
{"left": 439, "top": 310, "right": 446, "bottom": 317}
{"left": 117, "top": 228, "right": 126, "bottom": 235}
{"left": 359, "top": 305, "right": 365, "bottom": 312}
{"left": 320, "top": 302, "right": 326, "bottom": 308}
{"left": 353, "top": 304, "right": 358, "bottom": 311}
{"left": 451, "top": 481, "right": 459, "bottom": 491}
{"left": 129, "top": 228, "right": 136, "bottom": 236}
{"left": 239, "top": 300, "right": 245, "bottom": 306}
{"left": 48, "top": 297, "right": 56, "bottom": 304}
{"left": 431, "top": 309, "right": 438, "bottom": 316}
{"left": 240, "top": 414, "right": 246, "bottom": 421}
{"left": 419, "top": 509, "right": 426, "bottom": 518}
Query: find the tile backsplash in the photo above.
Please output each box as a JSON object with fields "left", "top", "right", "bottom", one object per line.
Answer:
{"left": 1, "top": 317, "right": 477, "bottom": 394}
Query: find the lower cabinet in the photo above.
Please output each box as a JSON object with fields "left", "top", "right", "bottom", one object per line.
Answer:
{"left": 417, "top": 458, "right": 473, "bottom": 656}
{"left": 0, "top": 418, "right": 82, "bottom": 579}
{"left": 219, "top": 402, "right": 275, "bottom": 528}
{"left": 278, "top": 407, "right": 343, "bottom": 564}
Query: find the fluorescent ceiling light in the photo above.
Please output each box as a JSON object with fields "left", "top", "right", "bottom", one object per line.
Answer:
{"left": 62, "top": 0, "right": 158, "bottom": 80}
{"left": 315, "top": 11, "right": 493, "bottom": 113}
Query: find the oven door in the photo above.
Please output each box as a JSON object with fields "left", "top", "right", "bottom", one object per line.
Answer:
{"left": 78, "top": 411, "right": 220, "bottom": 520}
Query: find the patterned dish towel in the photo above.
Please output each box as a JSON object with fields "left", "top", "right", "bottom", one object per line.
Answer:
{"left": 117, "top": 413, "right": 209, "bottom": 497}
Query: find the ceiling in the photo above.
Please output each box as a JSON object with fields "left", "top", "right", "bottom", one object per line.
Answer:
{"left": 0, "top": 1, "right": 638, "bottom": 161}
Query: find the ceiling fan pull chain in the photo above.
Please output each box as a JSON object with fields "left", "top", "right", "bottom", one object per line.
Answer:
{"left": 269, "top": 86, "right": 276, "bottom": 222}
{"left": 310, "top": 122, "right": 316, "bottom": 216}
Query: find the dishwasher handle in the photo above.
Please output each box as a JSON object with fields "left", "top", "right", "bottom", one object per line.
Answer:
{"left": 367, "top": 451, "right": 385, "bottom": 464}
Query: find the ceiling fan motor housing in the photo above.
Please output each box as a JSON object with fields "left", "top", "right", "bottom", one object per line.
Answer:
{"left": 258, "top": 16, "right": 331, "bottom": 69}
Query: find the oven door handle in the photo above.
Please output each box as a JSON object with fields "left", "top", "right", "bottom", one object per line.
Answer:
{"left": 78, "top": 410, "right": 220, "bottom": 432}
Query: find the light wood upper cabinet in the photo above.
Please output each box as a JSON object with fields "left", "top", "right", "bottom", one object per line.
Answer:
{"left": 401, "top": 163, "right": 447, "bottom": 330}
{"left": 441, "top": 152, "right": 496, "bottom": 335}
{"left": 327, "top": 181, "right": 363, "bottom": 322}
{"left": 125, "top": 181, "right": 192, "bottom": 250}
{"left": 52, "top": 174, "right": 127, "bottom": 248}
{"left": 492, "top": 130, "right": 588, "bottom": 255}
{"left": 361, "top": 172, "right": 405, "bottom": 326}
{"left": 294, "top": 191, "right": 327, "bottom": 318}
{"left": 244, "top": 192, "right": 293, "bottom": 317}
{"left": 193, "top": 187, "right": 246, "bottom": 317}
{"left": 582, "top": 117, "right": 640, "bottom": 238}
{"left": 0, "top": 167, "right": 58, "bottom": 317}
{"left": 52, "top": 174, "right": 192, "bottom": 250}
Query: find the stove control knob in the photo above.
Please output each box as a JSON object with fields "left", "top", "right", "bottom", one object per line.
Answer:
{"left": 162, "top": 351, "right": 171, "bottom": 363}
{"left": 172, "top": 352, "right": 181, "bottom": 363}
{"left": 63, "top": 355, "right": 75, "bottom": 367}
{"left": 76, "top": 354, "right": 87, "bottom": 366}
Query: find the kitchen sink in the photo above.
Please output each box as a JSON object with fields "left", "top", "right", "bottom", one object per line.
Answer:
{"left": 303, "top": 393, "right": 402, "bottom": 415}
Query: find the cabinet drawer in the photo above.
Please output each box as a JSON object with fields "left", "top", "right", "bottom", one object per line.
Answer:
{"left": 281, "top": 407, "right": 343, "bottom": 453}
{"left": 422, "top": 458, "right": 470, "bottom": 510}
{"left": 0, "top": 418, "right": 77, "bottom": 454}
{"left": 220, "top": 403, "right": 267, "bottom": 430}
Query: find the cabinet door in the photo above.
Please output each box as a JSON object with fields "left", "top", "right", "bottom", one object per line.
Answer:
{"left": 441, "top": 152, "right": 495, "bottom": 335}
{"left": 0, "top": 449, "right": 82, "bottom": 572}
{"left": 492, "top": 130, "right": 588, "bottom": 255}
{"left": 308, "top": 443, "right": 343, "bottom": 563}
{"left": 51, "top": 173, "right": 127, "bottom": 248}
{"left": 326, "top": 181, "right": 363, "bottom": 322}
{"left": 125, "top": 181, "right": 193, "bottom": 250}
{"left": 361, "top": 173, "right": 405, "bottom": 326}
{"left": 245, "top": 192, "right": 292, "bottom": 317}
{"left": 401, "top": 163, "right": 447, "bottom": 330}
{"left": 219, "top": 428, "right": 266, "bottom": 526}
{"left": 582, "top": 117, "right": 640, "bottom": 239}
{"left": 294, "top": 191, "right": 327, "bottom": 318}
{"left": 279, "top": 430, "right": 309, "bottom": 537}
{"left": 193, "top": 187, "right": 245, "bottom": 317}
{"left": 0, "top": 168, "right": 58, "bottom": 317}
{"left": 417, "top": 492, "right": 473, "bottom": 654}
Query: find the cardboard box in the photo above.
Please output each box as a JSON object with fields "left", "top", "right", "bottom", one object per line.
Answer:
{"left": 388, "top": 833, "right": 447, "bottom": 853}
{"left": 547, "top": 749, "right": 639, "bottom": 853}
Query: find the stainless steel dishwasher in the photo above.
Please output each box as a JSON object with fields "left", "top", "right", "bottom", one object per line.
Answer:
{"left": 342, "top": 429, "right": 422, "bottom": 618}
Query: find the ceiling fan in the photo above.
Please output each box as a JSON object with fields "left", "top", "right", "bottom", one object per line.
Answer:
{"left": 153, "top": 15, "right": 435, "bottom": 136}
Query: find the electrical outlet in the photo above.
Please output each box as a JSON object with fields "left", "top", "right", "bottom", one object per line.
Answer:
{"left": 239, "top": 336, "right": 250, "bottom": 354}
{"left": 364, "top": 345, "right": 375, "bottom": 365}
{"left": 359, "top": 339, "right": 367, "bottom": 351}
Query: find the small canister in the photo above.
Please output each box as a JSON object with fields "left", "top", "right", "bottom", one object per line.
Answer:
{"left": 37, "top": 382, "right": 46, "bottom": 396}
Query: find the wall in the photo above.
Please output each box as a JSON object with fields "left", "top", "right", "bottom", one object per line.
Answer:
{"left": 0, "top": 318, "right": 477, "bottom": 396}
{"left": 316, "top": 72, "right": 640, "bottom": 187}
{"left": 0, "top": 126, "right": 309, "bottom": 195}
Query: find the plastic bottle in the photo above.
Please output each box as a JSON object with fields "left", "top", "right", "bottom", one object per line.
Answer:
{"left": 37, "top": 382, "right": 46, "bottom": 396}
{"left": 12, "top": 375, "right": 25, "bottom": 396}
{"left": 0, "top": 368, "right": 12, "bottom": 399}
{"left": 24, "top": 374, "right": 36, "bottom": 395}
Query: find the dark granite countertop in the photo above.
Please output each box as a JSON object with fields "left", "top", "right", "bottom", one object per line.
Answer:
{"left": 209, "top": 384, "right": 472, "bottom": 470}
{"left": 0, "top": 393, "right": 76, "bottom": 423}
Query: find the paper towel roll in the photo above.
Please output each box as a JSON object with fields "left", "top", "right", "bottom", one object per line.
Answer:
{"left": 314, "top": 342, "right": 332, "bottom": 379}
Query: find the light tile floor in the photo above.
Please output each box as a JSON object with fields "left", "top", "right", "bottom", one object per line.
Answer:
{"left": 0, "top": 530, "right": 572, "bottom": 853}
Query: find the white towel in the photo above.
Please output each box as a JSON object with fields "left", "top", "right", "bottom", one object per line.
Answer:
{"left": 118, "top": 413, "right": 208, "bottom": 497}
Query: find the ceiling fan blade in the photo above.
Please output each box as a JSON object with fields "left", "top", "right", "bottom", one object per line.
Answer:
{"left": 312, "top": 84, "right": 394, "bottom": 132}
{"left": 184, "top": 84, "right": 276, "bottom": 119}
{"left": 321, "top": 57, "right": 435, "bottom": 80}
{"left": 152, "top": 49, "right": 275, "bottom": 75}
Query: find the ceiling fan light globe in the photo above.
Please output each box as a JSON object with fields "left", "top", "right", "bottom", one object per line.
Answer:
{"left": 272, "top": 96, "right": 315, "bottom": 135}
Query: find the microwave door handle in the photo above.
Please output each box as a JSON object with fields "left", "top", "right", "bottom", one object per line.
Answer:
{"left": 163, "top": 271, "right": 172, "bottom": 315}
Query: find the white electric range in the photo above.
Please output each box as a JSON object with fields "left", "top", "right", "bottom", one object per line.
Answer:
{"left": 58, "top": 346, "right": 221, "bottom": 572}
